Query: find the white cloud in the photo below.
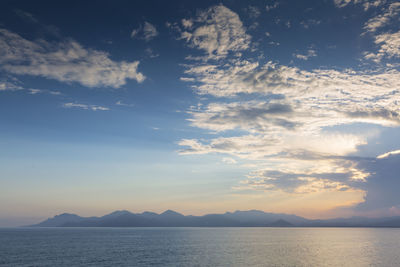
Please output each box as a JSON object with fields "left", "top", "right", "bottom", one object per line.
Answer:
{"left": 0, "top": 78, "right": 62, "bottom": 95}
{"left": 334, "top": 0, "right": 362, "bottom": 8}
{"left": 181, "top": 19, "right": 193, "bottom": 29}
{"left": 182, "top": 60, "right": 400, "bottom": 115}
{"left": 240, "top": 168, "right": 355, "bottom": 194}
{"left": 375, "top": 31, "right": 400, "bottom": 58}
{"left": 0, "top": 29, "right": 145, "bottom": 88}
{"left": 28, "top": 89, "right": 42, "bottom": 94}
{"left": 180, "top": 77, "right": 195, "bottom": 82}
{"left": 177, "top": 1, "right": 400, "bottom": 206}
{"left": 0, "top": 80, "right": 22, "bottom": 91}
{"left": 334, "top": 0, "right": 386, "bottom": 10}
{"left": 63, "top": 102, "right": 110, "bottom": 111}
{"left": 131, "top": 21, "right": 159, "bottom": 41}
{"left": 179, "top": 133, "right": 366, "bottom": 160}
{"left": 179, "top": 135, "right": 283, "bottom": 159}
{"left": 363, "top": 0, "right": 387, "bottom": 11}
{"left": 363, "top": 2, "right": 400, "bottom": 33}
{"left": 377, "top": 149, "right": 400, "bottom": 159}
{"left": 268, "top": 41, "right": 280, "bottom": 46}
{"left": 179, "top": 5, "right": 251, "bottom": 59}
{"left": 365, "top": 30, "right": 400, "bottom": 61}
{"left": 28, "top": 88, "right": 61, "bottom": 95}
{"left": 293, "top": 49, "right": 317, "bottom": 60}
{"left": 116, "top": 100, "right": 134, "bottom": 107}
{"left": 180, "top": 60, "right": 399, "bottom": 170}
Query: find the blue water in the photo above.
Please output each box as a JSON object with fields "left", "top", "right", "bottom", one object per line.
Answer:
{"left": 1, "top": 227, "right": 400, "bottom": 266}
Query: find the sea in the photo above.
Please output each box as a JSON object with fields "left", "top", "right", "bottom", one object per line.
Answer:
{"left": 1, "top": 227, "right": 400, "bottom": 266}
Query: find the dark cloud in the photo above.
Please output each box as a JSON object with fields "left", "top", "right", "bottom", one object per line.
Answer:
{"left": 355, "top": 154, "right": 400, "bottom": 211}
{"left": 345, "top": 108, "right": 400, "bottom": 123}
{"left": 191, "top": 101, "right": 299, "bottom": 132}
{"left": 246, "top": 169, "right": 354, "bottom": 194}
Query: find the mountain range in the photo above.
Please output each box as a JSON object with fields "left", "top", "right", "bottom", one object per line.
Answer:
{"left": 28, "top": 210, "right": 400, "bottom": 227}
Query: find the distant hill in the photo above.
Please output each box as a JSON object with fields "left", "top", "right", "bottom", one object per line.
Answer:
{"left": 28, "top": 210, "right": 400, "bottom": 228}
{"left": 269, "top": 219, "right": 293, "bottom": 227}
{"left": 31, "top": 213, "right": 88, "bottom": 227}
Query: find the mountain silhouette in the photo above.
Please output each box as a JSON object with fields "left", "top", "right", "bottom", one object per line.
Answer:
{"left": 28, "top": 210, "right": 400, "bottom": 228}
{"left": 269, "top": 219, "right": 293, "bottom": 227}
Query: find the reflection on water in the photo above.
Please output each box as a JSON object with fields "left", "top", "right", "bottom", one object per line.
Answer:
{"left": 0, "top": 227, "right": 399, "bottom": 266}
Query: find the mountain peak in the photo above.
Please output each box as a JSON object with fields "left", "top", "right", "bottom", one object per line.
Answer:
{"left": 232, "top": 210, "right": 264, "bottom": 214}
{"left": 55, "top": 213, "right": 80, "bottom": 217}
{"left": 160, "top": 210, "right": 183, "bottom": 216}
{"left": 105, "top": 210, "right": 132, "bottom": 216}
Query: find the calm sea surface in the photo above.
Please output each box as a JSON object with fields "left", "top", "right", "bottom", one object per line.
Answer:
{"left": 1, "top": 227, "right": 400, "bottom": 266}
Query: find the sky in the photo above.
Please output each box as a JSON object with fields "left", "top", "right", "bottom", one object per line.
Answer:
{"left": 1, "top": 0, "right": 400, "bottom": 226}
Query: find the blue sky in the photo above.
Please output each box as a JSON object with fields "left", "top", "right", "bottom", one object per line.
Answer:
{"left": 1, "top": 0, "right": 400, "bottom": 226}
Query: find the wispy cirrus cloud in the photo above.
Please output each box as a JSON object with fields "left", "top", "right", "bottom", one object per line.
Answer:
{"left": 293, "top": 49, "right": 317, "bottom": 60}
{"left": 63, "top": 102, "right": 110, "bottom": 111}
{"left": 144, "top": 47, "right": 159, "bottom": 58}
{"left": 179, "top": 133, "right": 366, "bottom": 160}
{"left": 0, "top": 77, "right": 61, "bottom": 95}
{"left": 0, "top": 29, "right": 145, "bottom": 88}
{"left": 28, "top": 89, "right": 61, "bottom": 95}
{"left": 14, "top": 9, "right": 61, "bottom": 37}
{"left": 115, "top": 100, "right": 134, "bottom": 107}
{"left": 265, "top": 2, "right": 279, "bottom": 12}
{"left": 0, "top": 80, "right": 22, "bottom": 91}
{"left": 131, "top": 21, "right": 158, "bottom": 41}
